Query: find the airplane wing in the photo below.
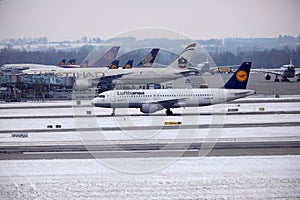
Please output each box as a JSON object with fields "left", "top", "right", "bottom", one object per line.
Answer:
{"left": 252, "top": 69, "right": 282, "bottom": 76}
{"left": 142, "top": 97, "right": 188, "bottom": 109}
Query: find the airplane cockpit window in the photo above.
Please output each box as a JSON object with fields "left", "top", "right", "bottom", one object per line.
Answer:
{"left": 99, "top": 95, "right": 105, "bottom": 98}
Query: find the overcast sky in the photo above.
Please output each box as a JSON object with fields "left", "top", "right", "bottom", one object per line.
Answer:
{"left": 0, "top": 0, "right": 299, "bottom": 41}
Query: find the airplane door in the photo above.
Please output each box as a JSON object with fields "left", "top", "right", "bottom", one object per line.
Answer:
{"left": 110, "top": 91, "right": 116, "bottom": 102}
{"left": 216, "top": 90, "right": 225, "bottom": 103}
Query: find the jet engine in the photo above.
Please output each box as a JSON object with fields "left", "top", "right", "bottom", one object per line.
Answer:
{"left": 265, "top": 74, "right": 271, "bottom": 80}
{"left": 140, "top": 104, "right": 164, "bottom": 114}
{"left": 74, "top": 78, "right": 91, "bottom": 90}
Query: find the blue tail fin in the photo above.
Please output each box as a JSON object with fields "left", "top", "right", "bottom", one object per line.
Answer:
{"left": 81, "top": 60, "right": 89, "bottom": 68}
{"left": 66, "top": 59, "right": 76, "bottom": 65}
{"left": 58, "top": 59, "right": 66, "bottom": 66}
{"left": 136, "top": 48, "right": 160, "bottom": 67}
{"left": 123, "top": 60, "right": 134, "bottom": 69}
{"left": 91, "top": 46, "right": 120, "bottom": 67}
{"left": 224, "top": 62, "right": 252, "bottom": 89}
{"left": 108, "top": 60, "right": 119, "bottom": 69}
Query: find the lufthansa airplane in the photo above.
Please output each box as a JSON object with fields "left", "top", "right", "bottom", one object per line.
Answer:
{"left": 1, "top": 46, "right": 120, "bottom": 71}
{"left": 91, "top": 62, "right": 254, "bottom": 116}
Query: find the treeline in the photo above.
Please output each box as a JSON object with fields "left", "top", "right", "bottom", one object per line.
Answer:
{"left": 0, "top": 46, "right": 93, "bottom": 66}
{"left": 210, "top": 46, "right": 300, "bottom": 67}
{"left": 1, "top": 45, "right": 299, "bottom": 68}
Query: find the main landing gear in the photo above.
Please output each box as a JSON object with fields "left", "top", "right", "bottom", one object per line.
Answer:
{"left": 111, "top": 108, "right": 116, "bottom": 116}
{"left": 166, "top": 109, "right": 173, "bottom": 116}
{"left": 275, "top": 74, "right": 279, "bottom": 82}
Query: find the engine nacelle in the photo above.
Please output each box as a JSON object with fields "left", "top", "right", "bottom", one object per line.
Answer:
{"left": 140, "top": 104, "right": 164, "bottom": 114}
{"left": 74, "top": 79, "right": 91, "bottom": 90}
{"left": 265, "top": 74, "right": 271, "bottom": 80}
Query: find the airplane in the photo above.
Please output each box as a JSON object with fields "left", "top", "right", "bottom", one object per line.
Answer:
{"left": 58, "top": 59, "right": 81, "bottom": 68}
{"left": 108, "top": 48, "right": 160, "bottom": 69}
{"left": 84, "top": 46, "right": 120, "bottom": 68}
{"left": 0, "top": 46, "right": 120, "bottom": 71}
{"left": 22, "top": 43, "right": 198, "bottom": 90}
{"left": 254, "top": 57, "right": 300, "bottom": 82}
{"left": 91, "top": 62, "right": 254, "bottom": 116}
{"left": 55, "top": 46, "right": 120, "bottom": 68}
{"left": 96, "top": 43, "right": 198, "bottom": 92}
{"left": 135, "top": 48, "right": 160, "bottom": 67}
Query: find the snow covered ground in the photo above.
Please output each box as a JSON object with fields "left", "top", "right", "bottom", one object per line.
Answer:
{"left": 0, "top": 98, "right": 300, "bottom": 199}
{"left": 0, "top": 99, "right": 300, "bottom": 145}
{"left": 0, "top": 156, "right": 299, "bottom": 199}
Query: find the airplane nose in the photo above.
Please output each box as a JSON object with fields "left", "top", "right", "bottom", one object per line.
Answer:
{"left": 91, "top": 98, "right": 97, "bottom": 106}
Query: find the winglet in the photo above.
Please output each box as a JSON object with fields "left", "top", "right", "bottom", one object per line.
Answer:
{"left": 224, "top": 62, "right": 252, "bottom": 89}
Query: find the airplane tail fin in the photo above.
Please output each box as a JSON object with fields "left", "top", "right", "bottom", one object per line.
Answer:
{"left": 136, "top": 48, "right": 160, "bottom": 67}
{"left": 81, "top": 60, "right": 89, "bottom": 68}
{"left": 58, "top": 59, "right": 66, "bottom": 66}
{"left": 66, "top": 59, "right": 76, "bottom": 65}
{"left": 224, "top": 62, "right": 252, "bottom": 89}
{"left": 91, "top": 46, "right": 120, "bottom": 67}
{"left": 123, "top": 60, "right": 134, "bottom": 69}
{"left": 167, "top": 43, "right": 196, "bottom": 70}
{"left": 108, "top": 60, "right": 119, "bottom": 69}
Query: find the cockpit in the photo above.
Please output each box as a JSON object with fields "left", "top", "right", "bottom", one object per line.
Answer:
{"left": 282, "top": 64, "right": 295, "bottom": 70}
{"left": 98, "top": 95, "right": 105, "bottom": 98}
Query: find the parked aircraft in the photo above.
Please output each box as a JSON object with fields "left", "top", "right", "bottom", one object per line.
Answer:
{"left": 91, "top": 62, "right": 254, "bottom": 116}
{"left": 0, "top": 46, "right": 120, "bottom": 71}
{"left": 254, "top": 57, "right": 300, "bottom": 82}
{"left": 58, "top": 59, "right": 81, "bottom": 68}
{"left": 107, "top": 48, "right": 159, "bottom": 69}
{"left": 96, "top": 43, "right": 198, "bottom": 92}
{"left": 22, "top": 43, "right": 198, "bottom": 90}
{"left": 84, "top": 46, "right": 120, "bottom": 68}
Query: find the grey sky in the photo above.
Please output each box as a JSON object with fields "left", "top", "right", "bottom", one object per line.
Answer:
{"left": 0, "top": 0, "right": 299, "bottom": 41}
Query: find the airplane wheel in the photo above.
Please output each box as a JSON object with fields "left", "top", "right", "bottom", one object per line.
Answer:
{"left": 297, "top": 79, "right": 300, "bottom": 82}
{"left": 275, "top": 79, "right": 279, "bottom": 82}
{"left": 166, "top": 109, "right": 173, "bottom": 116}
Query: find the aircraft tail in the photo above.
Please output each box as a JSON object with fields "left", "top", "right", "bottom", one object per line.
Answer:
{"left": 58, "top": 59, "right": 66, "bottom": 66}
{"left": 91, "top": 46, "right": 120, "bottom": 67}
{"left": 167, "top": 43, "right": 196, "bottom": 70}
{"left": 123, "top": 60, "right": 134, "bottom": 69}
{"left": 224, "top": 62, "right": 252, "bottom": 89}
{"left": 136, "top": 48, "right": 160, "bottom": 67}
{"left": 81, "top": 60, "right": 89, "bottom": 68}
{"left": 108, "top": 60, "right": 119, "bottom": 69}
{"left": 66, "top": 59, "right": 76, "bottom": 65}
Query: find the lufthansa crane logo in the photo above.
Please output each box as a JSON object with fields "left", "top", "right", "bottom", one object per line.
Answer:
{"left": 104, "top": 52, "right": 114, "bottom": 61}
{"left": 236, "top": 70, "right": 248, "bottom": 82}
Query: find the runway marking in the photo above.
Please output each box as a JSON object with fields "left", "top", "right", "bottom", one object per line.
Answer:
{"left": 1, "top": 122, "right": 300, "bottom": 134}
{"left": 1, "top": 141, "right": 299, "bottom": 159}
{"left": 2, "top": 110, "right": 300, "bottom": 119}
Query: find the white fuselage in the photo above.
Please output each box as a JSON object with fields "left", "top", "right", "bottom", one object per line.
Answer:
{"left": 22, "top": 66, "right": 195, "bottom": 84}
{"left": 91, "top": 88, "right": 255, "bottom": 110}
